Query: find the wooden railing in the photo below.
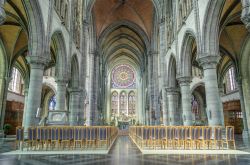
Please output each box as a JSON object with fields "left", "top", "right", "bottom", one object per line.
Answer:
{"left": 16, "top": 126, "right": 118, "bottom": 151}
{"left": 129, "top": 126, "right": 235, "bottom": 150}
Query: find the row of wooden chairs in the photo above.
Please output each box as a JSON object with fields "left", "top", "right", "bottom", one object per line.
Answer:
{"left": 16, "top": 126, "right": 118, "bottom": 150}
{"left": 129, "top": 126, "right": 235, "bottom": 150}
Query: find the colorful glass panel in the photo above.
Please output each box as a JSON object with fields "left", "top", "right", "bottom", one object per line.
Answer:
{"left": 112, "top": 64, "right": 136, "bottom": 88}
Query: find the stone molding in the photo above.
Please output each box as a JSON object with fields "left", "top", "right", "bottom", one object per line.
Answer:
{"left": 89, "top": 50, "right": 99, "bottom": 57}
{"left": 83, "top": 19, "right": 89, "bottom": 27}
{"left": 55, "top": 79, "right": 68, "bottom": 85}
{"left": 197, "top": 55, "right": 220, "bottom": 70}
{"left": 26, "top": 56, "right": 49, "bottom": 70}
{"left": 68, "top": 87, "right": 82, "bottom": 95}
{"left": 241, "top": 0, "right": 250, "bottom": 31}
{"left": 165, "top": 87, "right": 179, "bottom": 95}
{"left": 0, "top": 0, "right": 6, "bottom": 25}
{"left": 148, "top": 50, "right": 158, "bottom": 57}
{"left": 177, "top": 76, "right": 191, "bottom": 86}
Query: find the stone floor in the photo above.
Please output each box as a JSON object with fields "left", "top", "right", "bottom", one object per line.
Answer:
{"left": 0, "top": 135, "right": 250, "bottom": 165}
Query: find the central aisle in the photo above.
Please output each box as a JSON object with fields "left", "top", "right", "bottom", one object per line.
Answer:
{"left": 108, "top": 136, "right": 142, "bottom": 164}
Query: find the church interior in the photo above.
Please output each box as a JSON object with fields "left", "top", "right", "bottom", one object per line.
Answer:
{"left": 1, "top": 0, "right": 250, "bottom": 164}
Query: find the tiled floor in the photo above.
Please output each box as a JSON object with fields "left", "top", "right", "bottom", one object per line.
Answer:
{"left": 1, "top": 135, "right": 250, "bottom": 165}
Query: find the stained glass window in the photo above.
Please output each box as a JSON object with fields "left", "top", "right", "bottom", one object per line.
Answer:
{"left": 191, "top": 95, "right": 200, "bottom": 119}
{"left": 8, "top": 67, "right": 24, "bottom": 94}
{"left": 128, "top": 91, "right": 136, "bottom": 115}
{"left": 120, "top": 91, "right": 127, "bottom": 115}
{"left": 111, "top": 91, "right": 118, "bottom": 116}
{"left": 49, "top": 95, "right": 56, "bottom": 110}
{"left": 224, "top": 67, "right": 237, "bottom": 93}
{"left": 112, "top": 64, "right": 136, "bottom": 88}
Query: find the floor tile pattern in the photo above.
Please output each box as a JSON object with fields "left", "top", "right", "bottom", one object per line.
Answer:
{"left": 0, "top": 135, "right": 250, "bottom": 165}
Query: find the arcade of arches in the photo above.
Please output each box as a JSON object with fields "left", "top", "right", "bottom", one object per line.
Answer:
{"left": 1, "top": 0, "right": 250, "bottom": 142}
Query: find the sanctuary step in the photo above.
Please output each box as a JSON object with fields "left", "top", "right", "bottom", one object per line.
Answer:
{"left": 118, "top": 129, "right": 129, "bottom": 136}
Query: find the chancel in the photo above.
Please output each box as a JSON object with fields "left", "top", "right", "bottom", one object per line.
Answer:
{"left": 1, "top": 0, "right": 250, "bottom": 164}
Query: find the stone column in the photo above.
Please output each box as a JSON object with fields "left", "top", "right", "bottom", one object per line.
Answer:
{"left": 0, "top": 76, "right": 10, "bottom": 129}
{"left": 147, "top": 53, "right": 153, "bottom": 125}
{"left": 55, "top": 79, "right": 67, "bottom": 111}
{"left": 162, "top": 87, "right": 168, "bottom": 125}
{"left": 198, "top": 56, "right": 224, "bottom": 126}
{"left": 178, "top": 76, "right": 193, "bottom": 126}
{"left": 0, "top": 0, "right": 6, "bottom": 25}
{"left": 23, "top": 56, "right": 47, "bottom": 132}
{"left": 78, "top": 89, "right": 85, "bottom": 125}
{"left": 89, "top": 51, "right": 98, "bottom": 125}
{"left": 21, "top": 87, "right": 29, "bottom": 127}
{"left": 0, "top": 76, "right": 5, "bottom": 129}
{"left": 152, "top": 51, "right": 160, "bottom": 125}
{"left": 241, "top": 0, "right": 250, "bottom": 31}
{"left": 68, "top": 88, "right": 80, "bottom": 126}
{"left": 166, "top": 87, "right": 179, "bottom": 126}
{"left": 237, "top": 77, "right": 249, "bottom": 138}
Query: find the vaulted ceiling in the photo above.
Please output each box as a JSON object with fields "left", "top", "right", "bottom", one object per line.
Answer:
{"left": 2, "top": 0, "right": 29, "bottom": 77}
{"left": 218, "top": 0, "right": 246, "bottom": 78}
{"left": 92, "top": 0, "right": 154, "bottom": 74}
{"left": 92, "top": 0, "right": 153, "bottom": 38}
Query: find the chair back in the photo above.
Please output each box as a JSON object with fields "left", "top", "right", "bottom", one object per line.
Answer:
{"left": 51, "top": 127, "right": 59, "bottom": 141}
{"left": 16, "top": 127, "right": 24, "bottom": 141}
{"left": 226, "top": 126, "right": 234, "bottom": 141}
{"left": 214, "top": 127, "right": 222, "bottom": 140}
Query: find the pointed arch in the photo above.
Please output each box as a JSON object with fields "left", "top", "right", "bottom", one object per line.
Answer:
{"left": 23, "top": 0, "right": 46, "bottom": 58}
{"left": 179, "top": 31, "right": 197, "bottom": 77}
{"left": 50, "top": 31, "right": 67, "bottom": 80}
{"left": 201, "top": 0, "right": 226, "bottom": 55}
{"left": 70, "top": 54, "right": 80, "bottom": 88}
{"left": 167, "top": 55, "right": 177, "bottom": 88}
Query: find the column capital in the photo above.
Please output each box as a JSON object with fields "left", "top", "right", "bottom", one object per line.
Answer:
{"left": 177, "top": 76, "right": 191, "bottom": 86}
{"left": 165, "top": 87, "right": 179, "bottom": 95}
{"left": 27, "top": 55, "right": 49, "bottom": 69}
{"left": 83, "top": 19, "right": 89, "bottom": 27}
{"left": 89, "top": 50, "right": 99, "bottom": 57}
{"left": 235, "top": 74, "right": 245, "bottom": 87}
{"left": 0, "top": 0, "right": 6, "bottom": 25}
{"left": 197, "top": 55, "right": 220, "bottom": 70}
{"left": 24, "top": 87, "right": 29, "bottom": 95}
{"left": 241, "top": 0, "right": 250, "bottom": 31}
{"left": 148, "top": 50, "right": 158, "bottom": 56}
{"left": 55, "top": 79, "right": 68, "bottom": 85}
{"left": 68, "top": 87, "right": 82, "bottom": 94}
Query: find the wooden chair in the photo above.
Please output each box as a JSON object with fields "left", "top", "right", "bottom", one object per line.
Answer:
{"left": 51, "top": 127, "right": 60, "bottom": 150}
{"left": 173, "top": 126, "right": 182, "bottom": 149}
{"left": 86, "top": 127, "right": 97, "bottom": 148}
{"left": 141, "top": 127, "right": 150, "bottom": 149}
{"left": 183, "top": 126, "right": 192, "bottom": 149}
{"left": 202, "top": 126, "right": 212, "bottom": 149}
{"left": 68, "top": 127, "right": 74, "bottom": 150}
{"left": 61, "top": 127, "right": 70, "bottom": 149}
{"left": 211, "top": 126, "right": 223, "bottom": 149}
{"left": 36, "top": 127, "right": 43, "bottom": 150}
{"left": 27, "top": 127, "right": 36, "bottom": 150}
{"left": 223, "top": 126, "right": 236, "bottom": 149}
{"left": 98, "top": 127, "right": 108, "bottom": 148}
{"left": 191, "top": 126, "right": 201, "bottom": 149}
{"left": 44, "top": 127, "right": 51, "bottom": 150}
{"left": 16, "top": 127, "right": 24, "bottom": 150}
{"left": 159, "top": 127, "right": 166, "bottom": 149}
{"left": 74, "top": 126, "right": 83, "bottom": 149}
{"left": 162, "top": 126, "right": 174, "bottom": 149}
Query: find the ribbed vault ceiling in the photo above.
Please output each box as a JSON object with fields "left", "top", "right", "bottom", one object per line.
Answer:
{"left": 93, "top": 0, "right": 154, "bottom": 74}
{"left": 2, "top": 0, "right": 29, "bottom": 76}
{"left": 93, "top": 0, "right": 153, "bottom": 38}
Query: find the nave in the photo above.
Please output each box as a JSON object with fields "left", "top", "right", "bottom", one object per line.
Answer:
{"left": 1, "top": 135, "right": 250, "bottom": 165}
